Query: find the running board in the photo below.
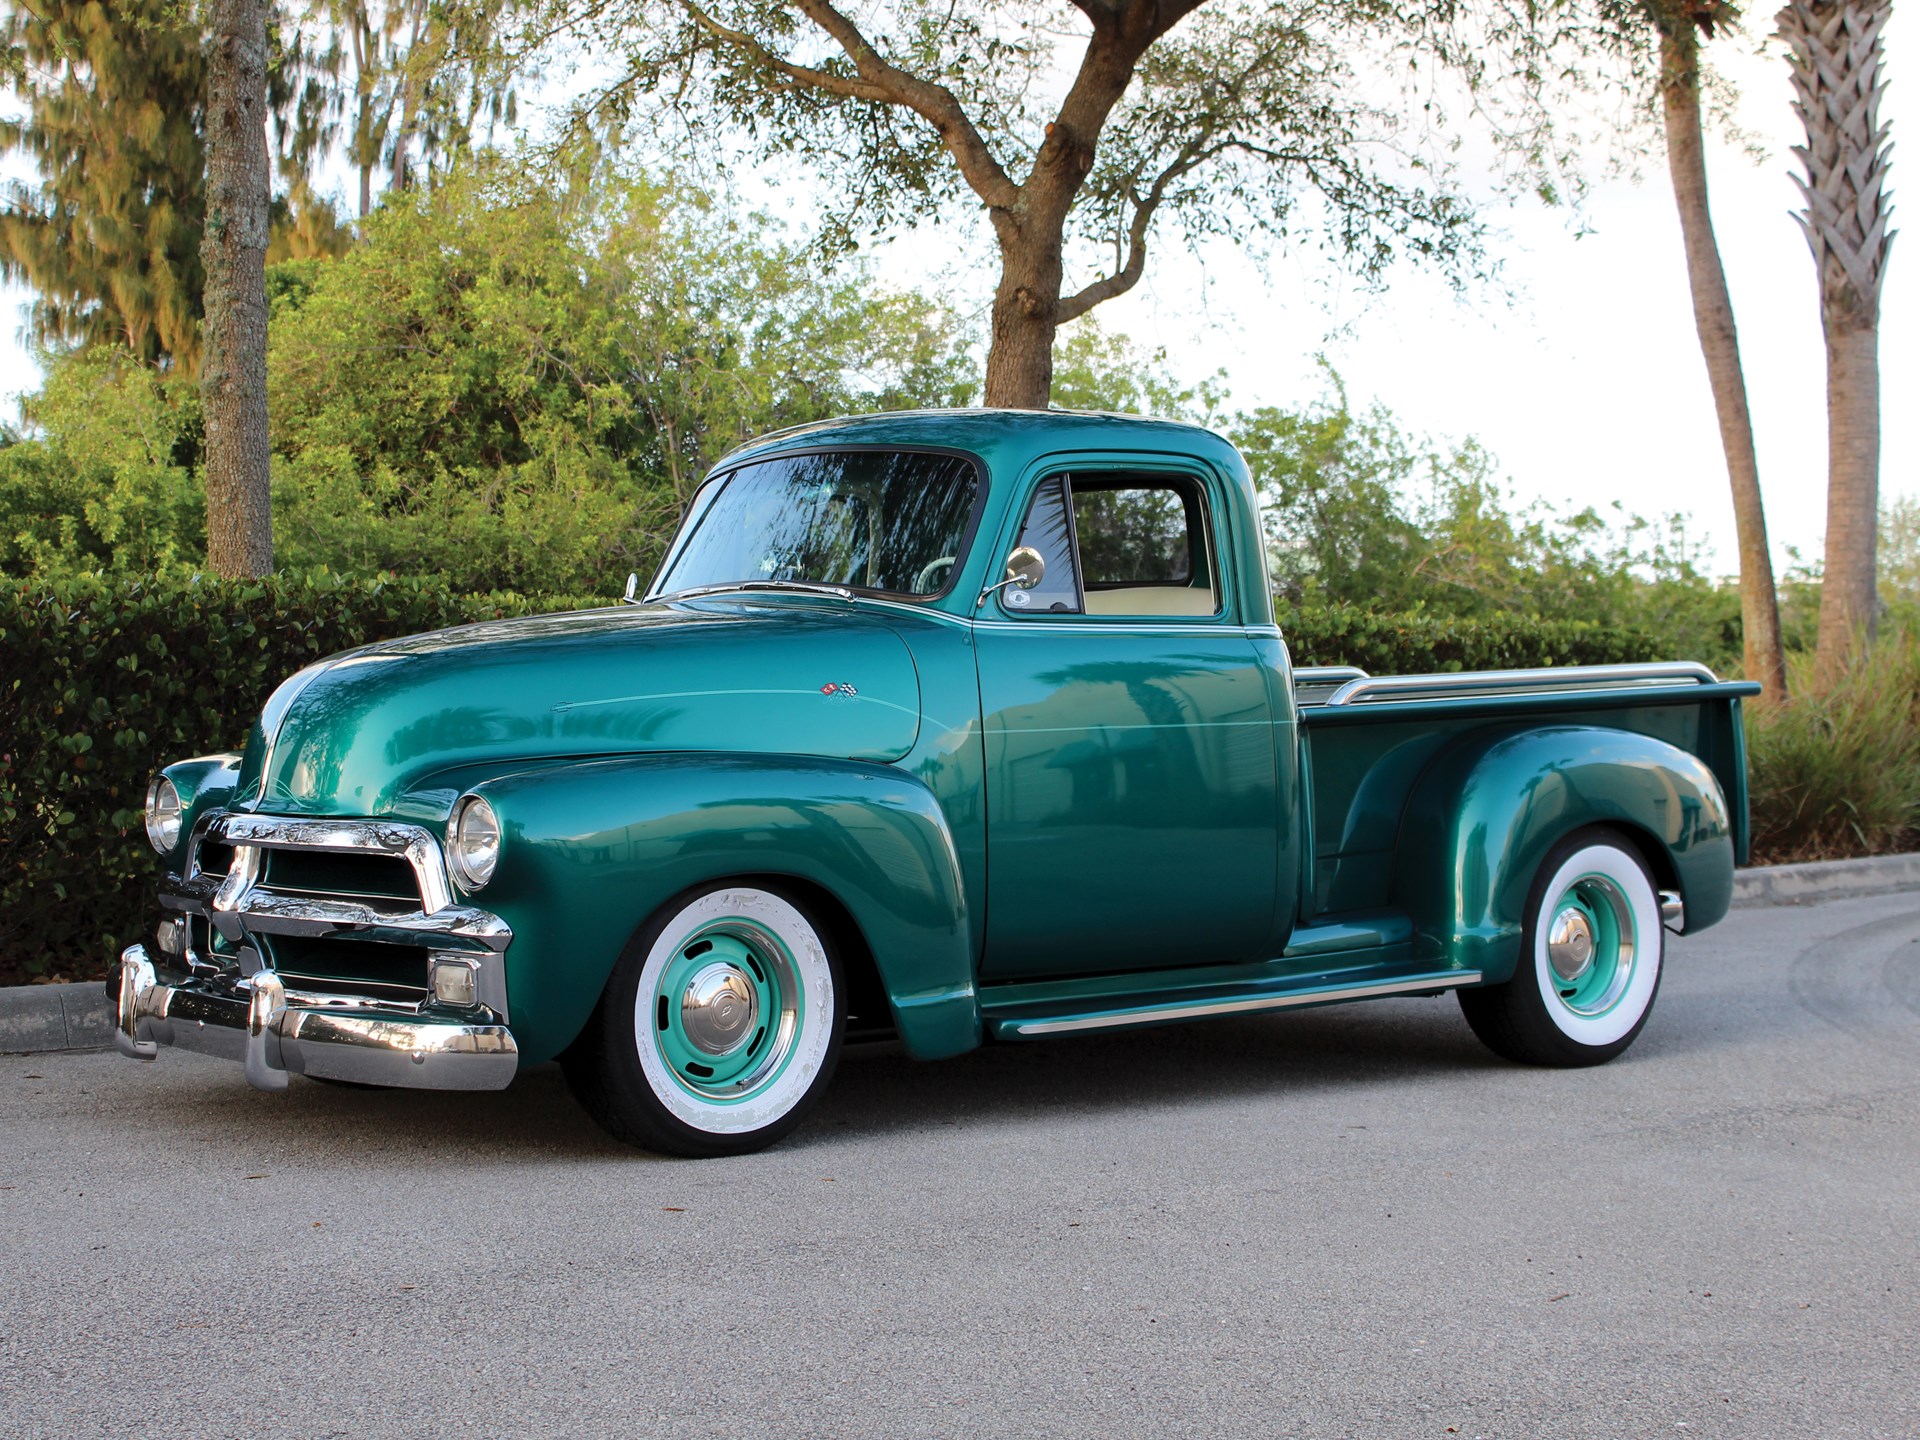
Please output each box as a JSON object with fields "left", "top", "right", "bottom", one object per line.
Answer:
{"left": 987, "top": 970, "right": 1482, "bottom": 1040}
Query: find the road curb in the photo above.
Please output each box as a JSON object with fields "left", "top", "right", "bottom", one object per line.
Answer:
{"left": 0, "top": 980, "right": 113, "bottom": 1057}
{"left": 3, "top": 853, "right": 1915, "bottom": 1057}
{"left": 1730, "top": 851, "right": 1920, "bottom": 909}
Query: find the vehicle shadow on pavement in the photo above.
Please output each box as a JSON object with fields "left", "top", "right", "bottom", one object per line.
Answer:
{"left": 60, "top": 994, "right": 1494, "bottom": 1165}
{"left": 802, "top": 997, "right": 1496, "bottom": 1149}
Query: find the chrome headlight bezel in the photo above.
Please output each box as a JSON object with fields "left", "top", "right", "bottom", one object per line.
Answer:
{"left": 145, "top": 774, "right": 184, "bottom": 855}
{"left": 448, "top": 794, "right": 501, "bottom": 891}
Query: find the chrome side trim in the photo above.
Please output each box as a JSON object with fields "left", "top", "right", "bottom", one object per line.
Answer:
{"left": 1658, "top": 890, "right": 1686, "bottom": 932}
{"left": 997, "top": 971, "right": 1482, "bottom": 1038}
{"left": 1318, "top": 662, "right": 1720, "bottom": 707}
{"left": 115, "top": 945, "right": 518, "bottom": 1092}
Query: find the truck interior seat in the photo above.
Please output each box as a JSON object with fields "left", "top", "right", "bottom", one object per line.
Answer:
{"left": 1082, "top": 586, "right": 1218, "bottom": 617}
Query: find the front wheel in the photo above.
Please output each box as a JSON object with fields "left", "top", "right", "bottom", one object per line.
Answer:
{"left": 564, "top": 884, "right": 844, "bottom": 1157}
{"left": 1458, "top": 828, "right": 1665, "bottom": 1067}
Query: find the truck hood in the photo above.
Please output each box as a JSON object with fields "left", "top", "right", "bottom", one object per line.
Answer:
{"left": 233, "top": 598, "right": 922, "bottom": 817}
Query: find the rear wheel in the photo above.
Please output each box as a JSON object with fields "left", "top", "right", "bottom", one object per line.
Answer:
{"left": 1458, "top": 828, "right": 1665, "bottom": 1067}
{"left": 563, "top": 883, "right": 844, "bottom": 1157}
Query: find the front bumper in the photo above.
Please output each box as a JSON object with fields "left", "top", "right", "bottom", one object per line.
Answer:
{"left": 115, "top": 945, "right": 519, "bottom": 1091}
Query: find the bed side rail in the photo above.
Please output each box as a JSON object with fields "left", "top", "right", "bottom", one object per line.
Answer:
{"left": 1296, "top": 661, "right": 1722, "bottom": 708}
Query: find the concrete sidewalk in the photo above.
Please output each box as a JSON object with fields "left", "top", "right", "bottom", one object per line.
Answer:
{"left": 6, "top": 850, "right": 1915, "bottom": 1057}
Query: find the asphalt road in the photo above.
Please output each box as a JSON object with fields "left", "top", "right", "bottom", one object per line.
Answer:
{"left": 3, "top": 893, "right": 1917, "bottom": 1440}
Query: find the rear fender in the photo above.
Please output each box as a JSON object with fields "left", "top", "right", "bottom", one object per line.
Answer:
{"left": 1392, "top": 724, "right": 1734, "bottom": 983}
{"left": 465, "top": 753, "right": 978, "bottom": 1065}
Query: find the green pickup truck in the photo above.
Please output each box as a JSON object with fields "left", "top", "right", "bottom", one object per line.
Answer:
{"left": 116, "top": 410, "right": 1759, "bottom": 1155}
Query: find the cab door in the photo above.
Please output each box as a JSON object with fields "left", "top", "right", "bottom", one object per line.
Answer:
{"left": 974, "top": 463, "right": 1279, "bottom": 980}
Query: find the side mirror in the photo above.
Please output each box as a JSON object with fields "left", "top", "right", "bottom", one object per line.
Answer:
{"left": 1003, "top": 546, "right": 1046, "bottom": 590}
{"left": 977, "top": 546, "right": 1046, "bottom": 607}
{"left": 623, "top": 573, "right": 640, "bottom": 604}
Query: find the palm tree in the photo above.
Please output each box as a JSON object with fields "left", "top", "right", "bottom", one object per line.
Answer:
{"left": 1647, "top": 0, "right": 1789, "bottom": 701}
{"left": 1778, "top": 0, "right": 1896, "bottom": 683}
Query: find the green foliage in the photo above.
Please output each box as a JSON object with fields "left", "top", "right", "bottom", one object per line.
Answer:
{"left": 0, "top": 349, "right": 206, "bottom": 574}
{"left": 0, "top": 0, "right": 347, "bottom": 369}
{"left": 0, "top": 0, "right": 208, "bottom": 364}
{"left": 1049, "top": 320, "right": 1228, "bottom": 421}
{"left": 1229, "top": 365, "right": 1741, "bottom": 668}
{"left": 267, "top": 162, "right": 976, "bottom": 592}
{"left": 1882, "top": 495, "right": 1920, "bottom": 624}
{"left": 0, "top": 572, "right": 584, "bottom": 984}
{"left": 2, "top": 160, "right": 980, "bottom": 592}
{"left": 1276, "top": 601, "right": 1656, "bottom": 673}
{"left": 544, "top": 0, "right": 1515, "bottom": 302}
{"left": 1747, "top": 627, "right": 1920, "bottom": 863}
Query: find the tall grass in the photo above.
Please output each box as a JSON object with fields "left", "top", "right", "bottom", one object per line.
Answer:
{"left": 1747, "top": 626, "right": 1920, "bottom": 863}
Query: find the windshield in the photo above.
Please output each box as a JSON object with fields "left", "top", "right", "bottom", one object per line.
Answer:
{"left": 657, "top": 450, "right": 981, "bottom": 599}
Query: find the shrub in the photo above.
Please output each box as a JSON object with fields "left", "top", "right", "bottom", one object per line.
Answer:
{"left": 1747, "top": 627, "right": 1920, "bottom": 864}
{"left": 0, "top": 573, "right": 588, "bottom": 985}
{"left": 1276, "top": 601, "right": 1659, "bottom": 673}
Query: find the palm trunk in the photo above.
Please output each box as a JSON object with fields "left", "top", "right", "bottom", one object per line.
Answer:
{"left": 1657, "top": 27, "right": 1787, "bottom": 701}
{"left": 201, "top": 0, "right": 273, "bottom": 577}
{"left": 1817, "top": 322, "right": 1881, "bottom": 667}
{"left": 1779, "top": 0, "right": 1895, "bottom": 685}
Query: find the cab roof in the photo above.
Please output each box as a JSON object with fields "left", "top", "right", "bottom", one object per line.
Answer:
{"left": 710, "top": 408, "right": 1246, "bottom": 483}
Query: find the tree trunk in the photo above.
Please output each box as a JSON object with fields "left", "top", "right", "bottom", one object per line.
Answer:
{"left": 1657, "top": 28, "right": 1788, "bottom": 702}
{"left": 201, "top": 0, "right": 273, "bottom": 577}
{"left": 1816, "top": 322, "right": 1881, "bottom": 666}
{"left": 1779, "top": 0, "right": 1894, "bottom": 684}
{"left": 983, "top": 220, "right": 1066, "bottom": 409}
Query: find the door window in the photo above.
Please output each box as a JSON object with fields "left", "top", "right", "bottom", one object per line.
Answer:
{"left": 1001, "top": 473, "right": 1218, "bottom": 618}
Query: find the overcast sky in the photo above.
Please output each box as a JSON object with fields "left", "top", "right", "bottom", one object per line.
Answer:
{"left": 1, "top": 12, "right": 1907, "bottom": 579}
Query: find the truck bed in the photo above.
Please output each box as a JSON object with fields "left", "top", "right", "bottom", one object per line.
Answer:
{"left": 1292, "top": 663, "right": 1758, "bottom": 919}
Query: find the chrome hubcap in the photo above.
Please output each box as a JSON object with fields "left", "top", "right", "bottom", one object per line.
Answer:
{"left": 1548, "top": 907, "right": 1596, "bottom": 982}
{"left": 679, "top": 962, "right": 761, "bottom": 1057}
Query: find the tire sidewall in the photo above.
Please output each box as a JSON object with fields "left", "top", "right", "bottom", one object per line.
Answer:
{"left": 596, "top": 882, "right": 844, "bottom": 1154}
{"left": 1523, "top": 832, "right": 1664, "bottom": 1056}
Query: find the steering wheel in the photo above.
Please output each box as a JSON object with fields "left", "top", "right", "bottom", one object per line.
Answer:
{"left": 914, "top": 555, "right": 957, "bottom": 592}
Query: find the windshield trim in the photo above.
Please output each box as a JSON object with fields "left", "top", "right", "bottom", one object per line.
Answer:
{"left": 646, "top": 443, "right": 991, "bottom": 606}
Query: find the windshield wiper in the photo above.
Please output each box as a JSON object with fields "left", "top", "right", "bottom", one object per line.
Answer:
{"left": 650, "top": 580, "right": 857, "bottom": 604}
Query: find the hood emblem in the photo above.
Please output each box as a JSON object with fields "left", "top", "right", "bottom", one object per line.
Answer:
{"left": 819, "top": 682, "right": 859, "bottom": 697}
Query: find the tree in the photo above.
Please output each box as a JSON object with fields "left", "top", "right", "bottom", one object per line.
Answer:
{"left": 0, "top": 0, "right": 346, "bottom": 370}
{"left": 264, "top": 161, "right": 977, "bottom": 590}
{"left": 1638, "top": 0, "right": 1788, "bottom": 701}
{"left": 0, "top": 349, "right": 205, "bottom": 574}
{"left": 315, "top": 0, "right": 517, "bottom": 217}
{"left": 201, "top": 0, "right": 275, "bottom": 575}
{"left": 526, "top": 0, "right": 1493, "bottom": 408}
{"left": 0, "top": 0, "right": 208, "bottom": 366}
{"left": 1778, "top": 0, "right": 1895, "bottom": 681}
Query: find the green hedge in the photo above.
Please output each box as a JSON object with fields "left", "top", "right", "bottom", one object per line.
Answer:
{"left": 0, "top": 574, "right": 585, "bottom": 984}
{"left": 1275, "top": 601, "right": 1657, "bottom": 672}
{"left": 0, "top": 577, "right": 1655, "bottom": 985}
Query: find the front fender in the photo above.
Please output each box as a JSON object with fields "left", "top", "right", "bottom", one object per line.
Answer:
{"left": 1392, "top": 725, "right": 1734, "bottom": 983}
{"left": 465, "top": 753, "right": 978, "bottom": 1065}
{"left": 158, "top": 753, "right": 244, "bottom": 870}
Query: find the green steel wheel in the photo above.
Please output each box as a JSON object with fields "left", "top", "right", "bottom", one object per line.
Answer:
{"left": 564, "top": 883, "right": 844, "bottom": 1157}
{"left": 1459, "top": 828, "right": 1666, "bottom": 1067}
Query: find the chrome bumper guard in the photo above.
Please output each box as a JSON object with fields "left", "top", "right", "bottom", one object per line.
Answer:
{"left": 116, "top": 945, "right": 518, "bottom": 1091}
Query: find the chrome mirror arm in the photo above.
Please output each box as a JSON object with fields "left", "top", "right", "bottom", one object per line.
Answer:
{"left": 974, "top": 546, "right": 1047, "bottom": 611}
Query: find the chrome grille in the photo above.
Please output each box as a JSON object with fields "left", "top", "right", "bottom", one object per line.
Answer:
{"left": 263, "top": 849, "right": 421, "bottom": 905}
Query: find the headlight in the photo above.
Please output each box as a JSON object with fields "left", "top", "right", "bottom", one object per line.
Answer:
{"left": 449, "top": 795, "right": 501, "bottom": 890}
{"left": 145, "top": 775, "right": 183, "bottom": 854}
